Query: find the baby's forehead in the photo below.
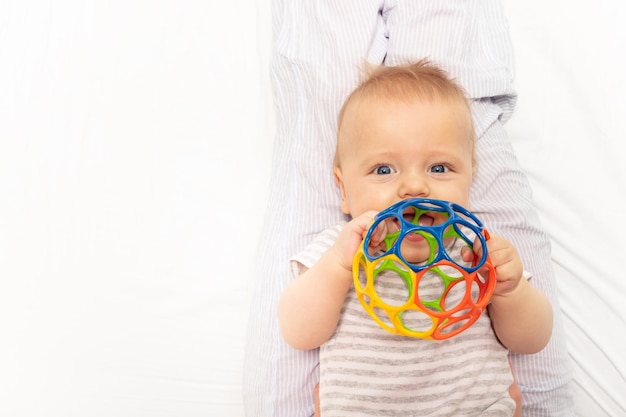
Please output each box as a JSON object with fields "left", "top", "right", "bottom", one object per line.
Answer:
{"left": 336, "top": 93, "right": 475, "bottom": 151}
{"left": 352, "top": 89, "right": 467, "bottom": 107}
{"left": 340, "top": 92, "right": 471, "bottom": 125}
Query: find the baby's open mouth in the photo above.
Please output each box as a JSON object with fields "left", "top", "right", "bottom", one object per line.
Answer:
{"left": 401, "top": 209, "right": 436, "bottom": 227}
{"left": 417, "top": 213, "right": 435, "bottom": 226}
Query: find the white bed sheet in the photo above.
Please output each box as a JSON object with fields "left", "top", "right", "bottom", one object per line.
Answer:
{"left": 505, "top": 1, "right": 626, "bottom": 415}
{"left": 0, "top": 1, "right": 624, "bottom": 416}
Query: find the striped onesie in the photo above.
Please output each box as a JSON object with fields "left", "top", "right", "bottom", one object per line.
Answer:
{"left": 291, "top": 223, "right": 516, "bottom": 416}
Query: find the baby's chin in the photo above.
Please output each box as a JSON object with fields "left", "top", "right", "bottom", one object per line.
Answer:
{"left": 398, "top": 243, "right": 431, "bottom": 264}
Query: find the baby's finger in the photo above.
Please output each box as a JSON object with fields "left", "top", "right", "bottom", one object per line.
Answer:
{"left": 472, "top": 236, "right": 485, "bottom": 258}
{"left": 478, "top": 264, "right": 495, "bottom": 283}
{"left": 461, "top": 246, "right": 474, "bottom": 263}
{"left": 368, "top": 220, "right": 390, "bottom": 248}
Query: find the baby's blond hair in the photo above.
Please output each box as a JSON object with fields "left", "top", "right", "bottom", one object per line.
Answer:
{"left": 335, "top": 60, "right": 476, "bottom": 170}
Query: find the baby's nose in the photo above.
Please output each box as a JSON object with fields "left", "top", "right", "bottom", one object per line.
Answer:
{"left": 399, "top": 173, "right": 429, "bottom": 198}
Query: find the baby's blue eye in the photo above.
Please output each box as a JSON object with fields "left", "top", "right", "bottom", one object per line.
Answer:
{"left": 429, "top": 164, "right": 448, "bottom": 173}
{"left": 375, "top": 165, "right": 393, "bottom": 175}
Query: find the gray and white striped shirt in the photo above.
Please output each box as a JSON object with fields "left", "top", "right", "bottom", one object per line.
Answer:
{"left": 292, "top": 223, "right": 515, "bottom": 416}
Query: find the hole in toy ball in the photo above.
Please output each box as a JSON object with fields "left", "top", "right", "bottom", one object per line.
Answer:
{"left": 400, "top": 309, "right": 434, "bottom": 332}
{"left": 399, "top": 230, "right": 439, "bottom": 267}
{"left": 470, "top": 280, "right": 481, "bottom": 304}
{"left": 438, "top": 314, "right": 473, "bottom": 336}
{"left": 443, "top": 279, "right": 470, "bottom": 311}
{"left": 400, "top": 205, "right": 420, "bottom": 224}
{"left": 437, "top": 262, "right": 463, "bottom": 279}
{"left": 450, "top": 308, "right": 473, "bottom": 319}
{"left": 452, "top": 208, "right": 481, "bottom": 230}
{"left": 355, "top": 262, "right": 368, "bottom": 290}
{"left": 417, "top": 269, "right": 446, "bottom": 304}
{"left": 443, "top": 222, "right": 485, "bottom": 269}
{"left": 362, "top": 293, "right": 371, "bottom": 305}
{"left": 399, "top": 206, "right": 443, "bottom": 230}
{"left": 373, "top": 307, "right": 393, "bottom": 328}
{"left": 365, "top": 217, "right": 400, "bottom": 258}
{"left": 374, "top": 257, "right": 408, "bottom": 273}
{"left": 474, "top": 267, "right": 491, "bottom": 288}
{"left": 373, "top": 266, "right": 412, "bottom": 307}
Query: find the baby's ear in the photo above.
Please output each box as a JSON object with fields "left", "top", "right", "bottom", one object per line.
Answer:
{"left": 333, "top": 167, "right": 351, "bottom": 215}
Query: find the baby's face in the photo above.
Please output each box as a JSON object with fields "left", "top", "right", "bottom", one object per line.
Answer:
{"left": 335, "top": 96, "right": 474, "bottom": 261}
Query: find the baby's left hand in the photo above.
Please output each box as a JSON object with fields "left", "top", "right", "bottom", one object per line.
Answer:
{"left": 463, "top": 235, "right": 523, "bottom": 296}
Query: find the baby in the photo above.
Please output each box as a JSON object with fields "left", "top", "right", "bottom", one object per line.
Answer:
{"left": 278, "top": 61, "right": 553, "bottom": 416}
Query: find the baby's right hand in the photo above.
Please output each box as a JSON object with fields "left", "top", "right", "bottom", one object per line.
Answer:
{"left": 330, "top": 211, "right": 385, "bottom": 272}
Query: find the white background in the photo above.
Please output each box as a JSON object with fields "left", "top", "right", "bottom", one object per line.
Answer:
{"left": 0, "top": 1, "right": 272, "bottom": 415}
{"left": 0, "top": 1, "right": 624, "bottom": 416}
